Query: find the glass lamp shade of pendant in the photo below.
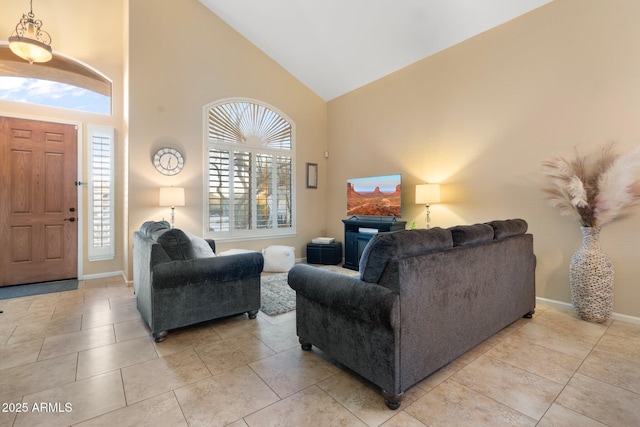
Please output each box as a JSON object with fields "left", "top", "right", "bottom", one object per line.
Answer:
{"left": 9, "top": 36, "right": 52, "bottom": 63}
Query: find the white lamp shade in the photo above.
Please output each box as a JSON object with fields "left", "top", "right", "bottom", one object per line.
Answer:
{"left": 159, "top": 187, "right": 185, "bottom": 207}
{"left": 415, "top": 184, "right": 441, "bottom": 204}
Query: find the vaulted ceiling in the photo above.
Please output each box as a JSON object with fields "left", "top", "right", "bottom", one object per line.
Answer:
{"left": 199, "top": 0, "right": 553, "bottom": 101}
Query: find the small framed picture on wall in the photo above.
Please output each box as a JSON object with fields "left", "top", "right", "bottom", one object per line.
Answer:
{"left": 306, "top": 163, "right": 318, "bottom": 188}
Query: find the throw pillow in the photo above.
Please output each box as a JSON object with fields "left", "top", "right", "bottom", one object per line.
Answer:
{"left": 185, "top": 232, "right": 216, "bottom": 258}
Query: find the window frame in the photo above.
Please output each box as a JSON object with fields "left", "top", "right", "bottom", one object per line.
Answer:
{"left": 87, "top": 124, "right": 115, "bottom": 260}
{"left": 203, "top": 98, "right": 296, "bottom": 241}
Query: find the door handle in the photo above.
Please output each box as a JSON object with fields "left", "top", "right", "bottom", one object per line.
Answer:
{"left": 64, "top": 217, "right": 76, "bottom": 222}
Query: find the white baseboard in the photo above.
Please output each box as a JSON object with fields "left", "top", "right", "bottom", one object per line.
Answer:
{"left": 81, "top": 271, "right": 125, "bottom": 281}
{"left": 79, "top": 271, "right": 640, "bottom": 325}
{"left": 536, "top": 297, "right": 640, "bottom": 325}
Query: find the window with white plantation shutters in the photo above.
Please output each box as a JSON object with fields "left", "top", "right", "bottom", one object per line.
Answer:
{"left": 208, "top": 149, "right": 230, "bottom": 232}
{"left": 87, "top": 125, "right": 115, "bottom": 260}
{"left": 205, "top": 99, "right": 295, "bottom": 239}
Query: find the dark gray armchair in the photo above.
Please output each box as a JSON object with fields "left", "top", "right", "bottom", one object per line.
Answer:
{"left": 133, "top": 221, "right": 263, "bottom": 342}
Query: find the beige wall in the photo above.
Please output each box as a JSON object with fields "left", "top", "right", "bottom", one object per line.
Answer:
{"left": 327, "top": 0, "right": 640, "bottom": 318}
{"left": 2, "top": 0, "right": 639, "bottom": 319}
{"left": 0, "top": 0, "right": 126, "bottom": 278}
{"left": 127, "top": 0, "right": 327, "bottom": 277}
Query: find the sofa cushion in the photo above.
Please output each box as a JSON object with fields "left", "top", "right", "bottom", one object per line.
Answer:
{"left": 139, "top": 220, "right": 170, "bottom": 237}
{"left": 449, "top": 223, "right": 494, "bottom": 246}
{"left": 155, "top": 228, "right": 196, "bottom": 260}
{"left": 486, "top": 219, "right": 528, "bottom": 239}
{"left": 359, "top": 228, "right": 453, "bottom": 283}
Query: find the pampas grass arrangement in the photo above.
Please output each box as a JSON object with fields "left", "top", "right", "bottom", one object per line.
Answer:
{"left": 541, "top": 143, "right": 640, "bottom": 227}
{"left": 542, "top": 143, "right": 640, "bottom": 322}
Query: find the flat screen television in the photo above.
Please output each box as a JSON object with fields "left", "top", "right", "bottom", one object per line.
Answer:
{"left": 347, "top": 174, "right": 402, "bottom": 217}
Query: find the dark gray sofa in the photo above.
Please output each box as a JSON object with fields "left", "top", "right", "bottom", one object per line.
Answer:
{"left": 133, "top": 221, "right": 263, "bottom": 342}
{"left": 288, "top": 219, "right": 535, "bottom": 409}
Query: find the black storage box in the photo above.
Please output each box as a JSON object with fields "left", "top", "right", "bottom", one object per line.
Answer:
{"left": 306, "top": 242, "right": 342, "bottom": 265}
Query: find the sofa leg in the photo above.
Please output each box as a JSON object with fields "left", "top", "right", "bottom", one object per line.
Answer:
{"left": 523, "top": 309, "right": 535, "bottom": 319}
{"left": 299, "top": 337, "right": 312, "bottom": 351}
{"left": 382, "top": 390, "right": 403, "bottom": 410}
{"left": 153, "top": 331, "right": 167, "bottom": 343}
{"left": 248, "top": 309, "right": 259, "bottom": 319}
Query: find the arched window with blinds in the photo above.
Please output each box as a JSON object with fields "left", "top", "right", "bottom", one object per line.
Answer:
{"left": 205, "top": 99, "right": 295, "bottom": 239}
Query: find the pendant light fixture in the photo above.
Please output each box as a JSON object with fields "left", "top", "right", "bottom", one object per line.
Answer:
{"left": 8, "top": 0, "right": 52, "bottom": 64}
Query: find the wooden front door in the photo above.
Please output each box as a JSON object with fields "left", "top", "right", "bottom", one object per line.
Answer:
{"left": 0, "top": 117, "right": 78, "bottom": 287}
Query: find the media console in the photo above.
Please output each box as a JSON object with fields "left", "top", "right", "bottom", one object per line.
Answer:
{"left": 342, "top": 217, "right": 407, "bottom": 270}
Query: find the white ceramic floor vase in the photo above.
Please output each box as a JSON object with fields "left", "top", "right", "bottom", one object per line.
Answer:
{"left": 569, "top": 227, "right": 614, "bottom": 323}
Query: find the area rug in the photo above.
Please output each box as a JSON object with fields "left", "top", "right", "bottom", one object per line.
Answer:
{"left": 260, "top": 265, "right": 359, "bottom": 315}
{"left": 0, "top": 279, "right": 79, "bottom": 300}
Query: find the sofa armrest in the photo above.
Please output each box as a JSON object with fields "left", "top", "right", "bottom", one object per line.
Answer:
{"left": 151, "top": 252, "right": 264, "bottom": 289}
{"left": 288, "top": 264, "right": 399, "bottom": 330}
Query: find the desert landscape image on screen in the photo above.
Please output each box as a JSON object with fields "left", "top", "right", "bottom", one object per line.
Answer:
{"left": 347, "top": 174, "right": 401, "bottom": 217}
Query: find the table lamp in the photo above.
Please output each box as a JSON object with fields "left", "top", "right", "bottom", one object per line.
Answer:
{"left": 415, "top": 184, "right": 441, "bottom": 228}
{"left": 159, "top": 187, "right": 185, "bottom": 228}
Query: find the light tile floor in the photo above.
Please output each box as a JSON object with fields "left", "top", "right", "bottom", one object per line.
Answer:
{"left": 1, "top": 275, "right": 639, "bottom": 426}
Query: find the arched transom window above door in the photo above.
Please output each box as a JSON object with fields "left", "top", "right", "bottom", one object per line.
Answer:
{"left": 0, "top": 45, "right": 111, "bottom": 114}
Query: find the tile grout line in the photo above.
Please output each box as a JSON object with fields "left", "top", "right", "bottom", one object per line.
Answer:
{"left": 535, "top": 317, "right": 614, "bottom": 426}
